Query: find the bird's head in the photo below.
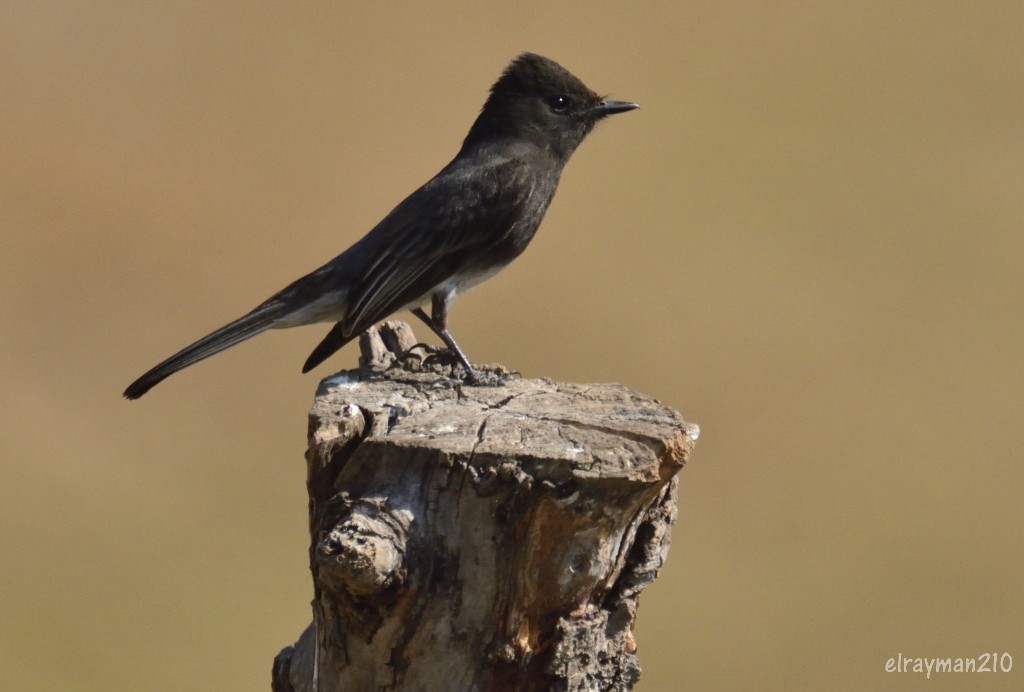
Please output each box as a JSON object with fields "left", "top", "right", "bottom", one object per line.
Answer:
{"left": 462, "top": 53, "right": 638, "bottom": 161}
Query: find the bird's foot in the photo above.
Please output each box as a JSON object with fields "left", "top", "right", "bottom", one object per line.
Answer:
{"left": 427, "top": 368, "right": 517, "bottom": 389}
{"left": 463, "top": 368, "right": 519, "bottom": 387}
{"left": 409, "top": 341, "right": 440, "bottom": 356}
{"left": 407, "top": 345, "right": 517, "bottom": 386}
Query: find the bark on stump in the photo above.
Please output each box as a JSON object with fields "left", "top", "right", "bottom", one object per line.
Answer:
{"left": 273, "top": 322, "right": 699, "bottom": 692}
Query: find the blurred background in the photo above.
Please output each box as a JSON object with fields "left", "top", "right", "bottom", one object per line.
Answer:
{"left": 3, "top": 2, "right": 1022, "bottom": 690}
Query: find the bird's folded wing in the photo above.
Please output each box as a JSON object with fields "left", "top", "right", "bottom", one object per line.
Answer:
{"left": 342, "top": 158, "right": 536, "bottom": 335}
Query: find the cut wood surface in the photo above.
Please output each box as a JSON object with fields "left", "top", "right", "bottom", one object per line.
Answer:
{"left": 273, "top": 322, "right": 699, "bottom": 692}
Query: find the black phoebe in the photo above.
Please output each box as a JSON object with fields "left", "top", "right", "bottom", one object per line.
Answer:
{"left": 124, "top": 53, "right": 637, "bottom": 399}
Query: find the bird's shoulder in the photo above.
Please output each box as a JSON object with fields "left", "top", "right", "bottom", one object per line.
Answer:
{"left": 423, "top": 140, "right": 555, "bottom": 207}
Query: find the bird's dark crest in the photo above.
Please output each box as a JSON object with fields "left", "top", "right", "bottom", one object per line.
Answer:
{"left": 461, "top": 53, "right": 607, "bottom": 155}
{"left": 489, "top": 53, "right": 599, "bottom": 103}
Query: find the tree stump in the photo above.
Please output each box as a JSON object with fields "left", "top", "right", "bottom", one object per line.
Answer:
{"left": 273, "top": 322, "right": 699, "bottom": 692}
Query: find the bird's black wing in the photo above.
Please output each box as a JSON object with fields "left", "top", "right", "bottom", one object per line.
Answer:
{"left": 347, "top": 157, "right": 538, "bottom": 330}
{"left": 301, "top": 155, "right": 540, "bottom": 372}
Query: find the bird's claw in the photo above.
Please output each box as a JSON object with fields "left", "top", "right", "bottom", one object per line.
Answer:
{"left": 464, "top": 369, "right": 518, "bottom": 387}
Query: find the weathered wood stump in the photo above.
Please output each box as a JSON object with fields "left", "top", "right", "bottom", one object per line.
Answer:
{"left": 273, "top": 322, "right": 699, "bottom": 692}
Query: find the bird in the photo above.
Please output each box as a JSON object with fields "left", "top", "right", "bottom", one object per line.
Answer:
{"left": 123, "top": 53, "right": 638, "bottom": 399}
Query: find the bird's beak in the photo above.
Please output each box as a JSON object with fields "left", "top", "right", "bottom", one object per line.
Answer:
{"left": 593, "top": 100, "right": 640, "bottom": 116}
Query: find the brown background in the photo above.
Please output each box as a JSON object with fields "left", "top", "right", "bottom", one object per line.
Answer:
{"left": 3, "top": 2, "right": 1022, "bottom": 690}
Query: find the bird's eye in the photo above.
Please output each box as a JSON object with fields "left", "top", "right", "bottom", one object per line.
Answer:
{"left": 548, "top": 95, "right": 571, "bottom": 113}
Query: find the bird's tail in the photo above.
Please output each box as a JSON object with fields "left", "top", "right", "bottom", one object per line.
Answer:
{"left": 123, "top": 303, "right": 287, "bottom": 399}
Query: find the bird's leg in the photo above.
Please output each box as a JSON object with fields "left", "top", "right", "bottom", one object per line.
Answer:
{"left": 412, "top": 294, "right": 512, "bottom": 386}
{"left": 411, "top": 302, "right": 479, "bottom": 382}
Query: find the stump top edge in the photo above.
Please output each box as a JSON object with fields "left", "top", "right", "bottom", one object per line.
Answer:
{"left": 310, "top": 364, "right": 697, "bottom": 484}
{"left": 307, "top": 322, "right": 698, "bottom": 482}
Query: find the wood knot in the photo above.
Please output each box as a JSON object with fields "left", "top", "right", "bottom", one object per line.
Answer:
{"left": 316, "top": 501, "right": 414, "bottom": 599}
